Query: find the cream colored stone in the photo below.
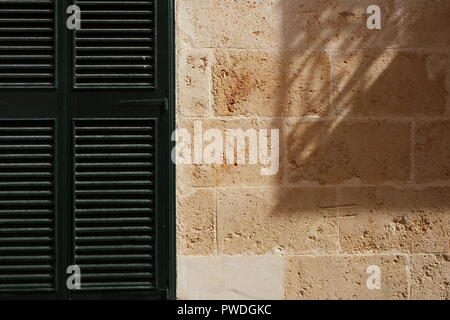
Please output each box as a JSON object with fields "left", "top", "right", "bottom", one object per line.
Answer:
{"left": 284, "top": 0, "right": 403, "bottom": 50}
{"left": 402, "top": 0, "right": 450, "bottom": 49}
{"left": 177, "top": 0, "right": 282, "bottom": 49}
{"left": 410, "top": 254, "right": 450, "bottom": 300}
{"left": 333, "top": 51, "right": 449, "bottom": 117}
{"left": 287, "top": 120, "right": 411, "bottom": 184}
{"left": 176, "top": 158, "right": 195, "bottom": 199}
{"left": 176, "top": 119, "right": 284, "bottom": 186}
{"left": 285, "top": 255, "right": 408, "bottom": 300}
{"left": 177, "top": 49, "right": 213, "bottom": 117}
{"left": 177, "top": 189, "right": 216, "bottom": 255}
{"left": 177, "top": 255, "right": 284, "bottom": 300}
{"left": 415, "top": 120, "right": 450, "bottom": 183}
{"left": 338, "top": 186, "right": 450, "bottom": 254}
{"left": 217, "top": 187, "right": 339, "bottom": 255}
{"left": 213, "top": 50, "right": 332, "bottom": 116}
{"left": 174, "top": 0, "right": 450, "bottom": 300}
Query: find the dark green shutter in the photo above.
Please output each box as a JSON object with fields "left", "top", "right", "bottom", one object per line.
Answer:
{"left": 0, "top": 120, "right": 56, "bottom": 295}
{"left": 0, "top": 0, "right": 58, "bottom": 299}
{"left": 74, "top": 0, "right": 155, "bottom": 88}
{"left": 0, "top": 0, "right": 56, "bottom": 88}
{"left": 73, "top": 119, "right": 156, "bottom": 293}
{"left": 0, "top": 0, "right": 174, "bottom": 300}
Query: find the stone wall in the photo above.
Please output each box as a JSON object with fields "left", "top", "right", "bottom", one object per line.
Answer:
{"left": 175, "top": 0, "right": 450, "bottom": 300}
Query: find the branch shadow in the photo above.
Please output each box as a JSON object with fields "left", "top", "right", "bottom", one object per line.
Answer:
{"left": 269, "top": 0, "right": 450, "bottom": 254}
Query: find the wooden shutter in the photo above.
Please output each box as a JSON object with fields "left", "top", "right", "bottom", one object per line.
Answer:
{"left": 74, "top": 0, "right": 155, "bottom": 88}
{"left": 0, "top": 0, "right": 173, "bottom": 300}
{"left": 73, "top": 119, "right": 156, "bottom": 292}
{"left": 68, "top": 0, "right": 173, "bottom": 299}
{"left": 0, "top": 0, "right": 59, "bottom": 299}
{"left": 0, "top": 120, "right": 56, "bottom": 295}
{"left": 0, "top": 0, "right": 56, "bottom": 87}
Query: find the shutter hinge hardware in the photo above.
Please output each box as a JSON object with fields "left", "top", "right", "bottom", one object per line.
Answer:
{"left": 118, "top": 98, "right": 169, "bottom": 114}
{"left": 163, "top": 98, "right": 169, "bottom": 114}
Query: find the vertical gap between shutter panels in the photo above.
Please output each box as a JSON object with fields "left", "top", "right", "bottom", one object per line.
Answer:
{"left": 0, "top": 120, "right": 56, "bottom": 294}
{"left": 73, "top": 119, "right": 156, "bottom": 292}
{"left": 0, "top": 0, "right": 56, "bottom": 88}
{"left": 74, "top": 0, "right": 155, "bottom": 88}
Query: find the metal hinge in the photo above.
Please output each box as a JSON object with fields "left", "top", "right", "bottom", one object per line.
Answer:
{"left": 118, "top": 98, "right": 168, "bottom": 114}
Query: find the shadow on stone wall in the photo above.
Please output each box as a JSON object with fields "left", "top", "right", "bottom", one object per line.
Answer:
{"left": 175, "top": 0, "right": 450, "bottom": 300}
{"left": 269, "top": 0, "right": 450, "bottom": 254}
{"left": 175, "top": 0, "right": 449, "bottom": 253}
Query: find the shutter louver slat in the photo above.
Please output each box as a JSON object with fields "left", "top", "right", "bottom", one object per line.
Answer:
{"left": 74, "top": 119, "right": 156, "bottom": 292}
{"left": 0, "top": 1, "right": 55, "bottom": 88}
{"left": 74, "top": 0, "right": 155, "bottom": 88}
{"left": 0, "top": 120, "right": 56, "bottom": 294}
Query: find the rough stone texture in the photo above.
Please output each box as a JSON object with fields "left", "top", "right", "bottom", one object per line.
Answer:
{"left": 415, "top": 120, "right": 450, "bottom": 183}
{"left": 217, "top": 187, "right": 338, "bottom": 255}
{"left": 285, "top": 255, "right": 408, "bottom": 300}
{"left": 212, "top": 50, "right": 332, "bottom": 116}
{"left": 177, "top": 0, "right": 283, "bottom": 49}
{"left": 338, "top": 186, "right": 450, "bottom": 254}
{"left": 177, "top": 49, "right": 213, "bottom": 117}
{"left": 177, "top": 255, "right": 284, "bottom": 300}
{"left": 287, "top": 120, "right": 411, "bottom": 185}
{"left": 333, "top": 51, "right": 449, "bottom": 117}
{"left": 402, "top": 0, "right": 450, "bottom": 50}
{"left": 410, "top": 254, "right": 450, "bottom": 300}
{"left": 284, "top": 0, "right": 403, "bottom": 50}
{"left": 176, "top": 118, "right": 284, "bottom": 187}
{"left": 177, "top": 188, "right": 216, "bottom": 255}
{"left": 176, "top": 0, "right": 450, "bottom": 300}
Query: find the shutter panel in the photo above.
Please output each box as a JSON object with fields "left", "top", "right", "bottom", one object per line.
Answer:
{"left": 0, "top": 0, "right": 172, "bottom": 300}
{"left": 0, "top": 120, "right": 56, "bottom": 294}
{"left": 0, "top": 0, "right": 55, "bottom": 88}
{"left": 74, "top": 0, "right": 155, "bottom": 88}
{"left": 69, "top": 0, "right": 168, "bottom": 297}
{"left": 0, "top": 0, "right": 58, "bottom": 299}
{"left": 73, "top": 119, "right": 156, "bottom": 292}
